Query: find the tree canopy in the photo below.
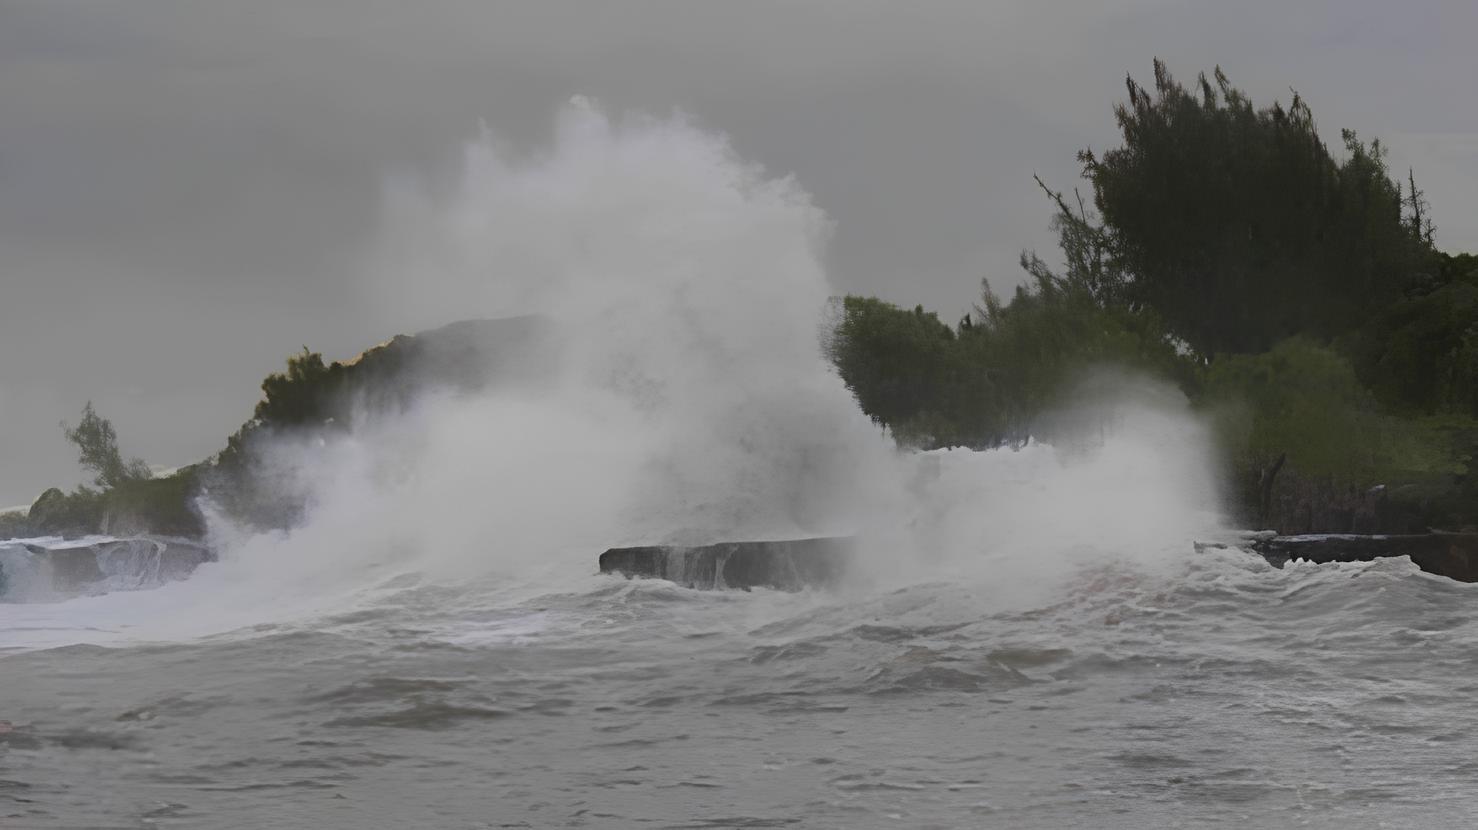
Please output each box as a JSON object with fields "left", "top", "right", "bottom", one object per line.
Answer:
{"left": 1084, "top": 60, "right": 1430, "bottom": 356}
{"left": 828, "top": 59, "right": 1477, "bottom": 531}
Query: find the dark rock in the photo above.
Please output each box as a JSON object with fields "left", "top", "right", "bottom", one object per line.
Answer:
{"left": 599, "top": 537, "right": 854, "bottom": 591}
{"left": 1249, "top": 533, "right": 1478, "bottom": 582}
{"left": 21, "top": 544, "right": 107, "bottom": 587}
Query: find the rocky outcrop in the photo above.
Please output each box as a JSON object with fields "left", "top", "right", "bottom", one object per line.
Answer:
{"left": 1244, "top": 533, "right": 1478, "bottom": 582}
{"left": 599, "top": 537, "right": 854, "bottom": 591}
{"left": 0, "top": 536, "right": 214, "bottom": 601}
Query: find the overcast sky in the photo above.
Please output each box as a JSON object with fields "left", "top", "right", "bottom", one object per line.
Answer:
{"left": 2, "top": 0, "right": 1476, "bottom": 506}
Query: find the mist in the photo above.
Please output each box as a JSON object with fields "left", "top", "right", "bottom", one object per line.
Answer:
{"left": 166, "top": 103, "right": 1225, "bottom": 629}
{"left": 0, "top": 99, "right": 1232, "bottom": 649}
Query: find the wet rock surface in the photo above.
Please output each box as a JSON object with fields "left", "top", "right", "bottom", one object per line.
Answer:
{"left": 1248, "top": 533, "right": 1478, "bottom": 582}
{"left": 599, "top": 537, "right": 854, "bottom": 591}
{"left": 0, "top": 536, "right": 214, "bottom": 601}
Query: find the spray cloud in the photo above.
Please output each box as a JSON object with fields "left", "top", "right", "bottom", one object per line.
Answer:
{"left": 218, "top": 98, "right": 1228, "bottom": 608}
{"left": 0, "top": 99, "right": 1229, "bottom": 645}
{"left": 218, "top": 98, "right": 903, "bottom": 597}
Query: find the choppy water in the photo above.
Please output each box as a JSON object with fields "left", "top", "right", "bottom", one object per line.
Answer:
{"left": 3, "top": 546, "right": 1475, "bottom": 829}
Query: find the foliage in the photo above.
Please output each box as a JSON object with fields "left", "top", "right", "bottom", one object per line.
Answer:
{"left": 254, "top": 348, "right": 346, "bottom": 426}
{"left": 209, "top": 334, "right": 444, "bottom": 530}
{"left": 0, "top": 510, "right": 32, "bottom": 539}
{"left": 827, "top": 60, "right": 1477, "bottom": 531}
{"left": 103, "top": 468, "right": 206, "bottom": 537}
{"left": 1084, "top": 60, "right": 1430, "bottom": 356}
{"left": 1203, "top": 339, "right": 1456, "bottom": 479}
{"left": 826, "top": 298, "right": 974, "bottom": 446}
{"left": 1019, "top": 174, "right": 1130, "bottom": 307}
{"left": 1346, "top": 252, "right": 1478, "bottom": 415}
{"left": 970, "top": 271, "right": 1196, "bottom": 436}
{"left": 219, "top": 340, "right": 430, "bottom": 471}
{"left": 829, "top": 275, "right": 1196, "bottom": 448}
{"left": 6, "top": 403, "right": 206, "bottom": 539}
{"left": 207, "top": 345, "right": 376, "bottom": 530}
{"left": 1198, "top": 338, "right": 1474, "bottom": 527}
{"left": 60, "top": 402, "right": 152, "bottom": 489}
{"left": 14, "top": 469, "right": 206, "bottom": 540}
{"left": 26, "top": 486, "right": 105, "bottom": 538}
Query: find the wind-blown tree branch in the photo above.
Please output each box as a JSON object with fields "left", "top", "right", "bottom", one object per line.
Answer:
{"left": 61, "top": 401, "right": 152, "bottom": 489}
{"left": 1020, "top": 173, "right": 1129, "bottom": 308}
{"left": 1406, "top": 168, "right": 1436, "bottom": 246}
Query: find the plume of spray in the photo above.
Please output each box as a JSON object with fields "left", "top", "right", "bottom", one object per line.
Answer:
{"left": 1, "top": 99, "right": 1232, "bottom": 645}
{"left": 188, "top": 99, "right": 1228, "bottom": 615}
{"left": 204, "top": 97, "right": 908, "bottom": 609}
{"left": 864, "top": 369, "right": 1230, "bottom": 609}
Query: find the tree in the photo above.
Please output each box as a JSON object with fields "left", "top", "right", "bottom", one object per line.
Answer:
{"left": 826, "top": 297, "right": 982, "bottom": 446}
{"left": 1346, "top": 252, "right": 1478, "bottom": 414}
{"left": 1020, "top": 173, "right": 1129, "bottom": 307}
{"left": 827, "top": 281, "right": 1195, "bottom": 450}
{"left": 61, "top": 402, "right": 152, "bottom": 489}
{"left": 1202, "top": 338, "right": 1464, "bottom": 527}
{"left": 255, "top": 347, "right": 336, "bottom": 426}
{"left": 1083, "top": 60, "right": 1429, "bottom": 356}
{"left": 1406, "top": 168, "right": 1436, "bottom": 246}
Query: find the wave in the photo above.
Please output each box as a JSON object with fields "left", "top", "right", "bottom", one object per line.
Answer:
{"left": 1, "top": 100, "right": 1228, "bottom": 650}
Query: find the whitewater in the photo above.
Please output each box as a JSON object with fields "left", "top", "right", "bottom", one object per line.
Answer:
{"left": 3, "top": 101, "right": 1474, "bottom": 829}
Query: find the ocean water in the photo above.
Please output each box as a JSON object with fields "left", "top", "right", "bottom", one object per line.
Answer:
{"left": 3, "top": 542, "right": 1475, "bottom": 828}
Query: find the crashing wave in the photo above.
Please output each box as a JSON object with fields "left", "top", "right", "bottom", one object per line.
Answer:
{"left": 0, "top": 536, "right": 213, "bottom": 603}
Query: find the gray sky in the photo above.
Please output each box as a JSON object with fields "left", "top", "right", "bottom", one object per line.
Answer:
{"left": 3, "top": 0, "right": 1476, "bottom": 507}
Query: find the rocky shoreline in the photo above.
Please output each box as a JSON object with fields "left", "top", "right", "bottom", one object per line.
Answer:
{"left": 1245, "top": 532, "right": 1478, "bottom": 583}
{"left": 6, "top": 528, "right": 1476, "bottom": 605}
{"left": 605, "top": 533, "right": 1478, "bottom": 593}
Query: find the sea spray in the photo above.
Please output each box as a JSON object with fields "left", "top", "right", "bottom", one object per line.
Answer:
{"left": 210, "top": 97, "right": 905, "bottom": 596}
{"left": 0, "top": 100, "right": 1228, "bottom": 644}
{"left": 857, "top": 372, "right": 1228, "bottom": 607}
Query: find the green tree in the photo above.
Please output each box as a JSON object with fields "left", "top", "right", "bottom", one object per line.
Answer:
{"left": 1202, "top": 338, "right": 1464, "bottom": 525}
{"left": 255, "top": 348, "right": 337, "bottom": 426}
{"left": 1346, "top": 252, "right": 1478, "bottom": 415}
{"left": 827, "top": 278, "right": 1194, "bottom": 450}
{"left": 827, "top": 297, "right": 983, "bottom": 446}
{"left": 60, "top": 402, "right": 151, "bottom": 489}
{"left": 1019, "top": 174, "right": 1128, "bottom": 307}
{"left": 1084, "top": 60, "right": 1429, "bottom": 356}
{"left": 968, "top": 270, "right": 1193, "bottom": 437}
